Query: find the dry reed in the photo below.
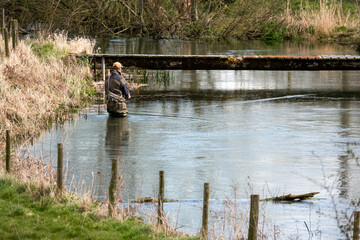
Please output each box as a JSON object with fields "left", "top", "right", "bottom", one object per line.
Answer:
{"left": 282, "top": 0, "right": 358, "bottom": 39}
{"left": 0, "top": 32, "right": 100, "bottom": 214}
{"left": 0, "top": 33, "right": 95, "bottom": 155}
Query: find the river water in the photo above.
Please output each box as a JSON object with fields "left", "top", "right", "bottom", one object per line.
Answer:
{"left": 31, "top": 39, "right": 360, "bottom": 239}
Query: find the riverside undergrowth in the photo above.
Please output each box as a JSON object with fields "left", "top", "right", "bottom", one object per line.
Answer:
{"left": 1, "top": 0, "right": 359, "bottom": 44}
{"left": 0, "top": 33, "right": 95, "bottom": 153}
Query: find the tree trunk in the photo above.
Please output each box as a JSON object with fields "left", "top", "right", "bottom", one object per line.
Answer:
{"left": 191, "top": 0, "right": 198, "bottom": 21}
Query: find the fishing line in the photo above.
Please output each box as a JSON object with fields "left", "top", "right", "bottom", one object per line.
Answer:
{"left": 192, "top": 94, "right": 314, "bottom": 110}
{"left": 128, "top": 112, "right": 206, "bottom": 121}
{"left": 127, "top": 95, "right": 314, "bottom": 122}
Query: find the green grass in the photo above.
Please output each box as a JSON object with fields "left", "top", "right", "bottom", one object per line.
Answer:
{"left": 0, "top": 176, "right": 198, "bottom": 240}
{"left": 30, "top": 41, "right": 67, "bottom": 60}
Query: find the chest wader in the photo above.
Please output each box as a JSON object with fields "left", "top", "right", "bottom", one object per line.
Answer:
{"left": 107, "top": 81, "right": 128, "bottom": 118}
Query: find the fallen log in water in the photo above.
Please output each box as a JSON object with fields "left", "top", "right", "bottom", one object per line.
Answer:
{"left": 263, "top": 192, "right": 320, "bottom": 202}
{"left": 132, "top": 197, "right": 178, "bottom": 203}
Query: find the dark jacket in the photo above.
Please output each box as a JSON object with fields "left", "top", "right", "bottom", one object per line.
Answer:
{"left": 105, "top": 68, "right": 130, "bottom": 100}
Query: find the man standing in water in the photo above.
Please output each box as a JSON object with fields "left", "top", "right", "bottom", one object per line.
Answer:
{"left": 105, "top": 62, "right": 131, "bottom": 117}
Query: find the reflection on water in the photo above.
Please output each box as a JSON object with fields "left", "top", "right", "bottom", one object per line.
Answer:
{"left": 136, "top": 68, "right": 360, "bottom": 98}
{"left": 105, "top": 117, "right": 129, "bottom": 158}
{"left": 98, "top": 38, "right": 357, "bottom": 56}
{"left": 30, "top": 39, "right": 360, "bottom": 239}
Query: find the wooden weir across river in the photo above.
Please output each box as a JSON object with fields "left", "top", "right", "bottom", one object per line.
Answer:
{"left": 84, "top": 54, "right": 360, "bottom": 81}
{"left": 88, "top": 54, "right": 360, "bottom": 73}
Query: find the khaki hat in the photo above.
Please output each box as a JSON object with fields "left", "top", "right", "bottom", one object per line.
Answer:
{"left": 113, "top": 62, "right": 123, "bottom": 69}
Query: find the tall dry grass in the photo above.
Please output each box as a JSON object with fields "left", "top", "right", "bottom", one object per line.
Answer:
{"left": 282, "top": 0, "right": 358, "bottom": 39}
{"left": 0, "top": 33, "right": 95, "bottom": 155}
{"left": 0, "top": 32, "right": 96, "bottom": 207}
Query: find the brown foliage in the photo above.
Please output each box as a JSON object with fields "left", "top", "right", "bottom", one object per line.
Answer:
{"left": 1, "top": 0, "right": 280, "bottom": 39}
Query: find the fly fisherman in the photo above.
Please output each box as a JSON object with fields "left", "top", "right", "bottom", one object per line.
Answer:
{"left": 105, "top": 62, "right": 131, "bottom": 117}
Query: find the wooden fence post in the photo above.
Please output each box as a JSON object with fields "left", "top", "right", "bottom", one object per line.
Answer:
{"left": 1, "top": 8, "right": 5, "bottom": 37}
{"left": 11, "top": 19, "right": 18, "bottom": 49}
{"left": 248, "top": 194, "right": 260, "bottom": 240}
{"left": 102, "top": 57, "right": 106, "bottom": 81}
{"left": 157, "top": 170, "right": 165, "bottom": 225}
{"left": 9, "top": 18, "right": 13, "bottom": 41}
{"left": 93, "top": 56, "right": 97, "bottom": 81}
{"left": 15, "top": 20, "right": 19, "bottom": 47}
{"left": 6, "top": 130, "right": 10, "bottom": 173}
{"left": 57, "top": 143, "right": 63, "bottom": 194}
{"left": 108, "top": 158, "right": 118, "bottom": 217}
{"left": 10, "top": 19, "right": 14, "bottom": 49}
{"left": 4, "top": 27, "right": 9, "bottom": 57}
{"left": 354, "top": 211, "right": 360, "bottom": 240}
{"left": 201, "top": 183, "right": 209, "bottom": 240}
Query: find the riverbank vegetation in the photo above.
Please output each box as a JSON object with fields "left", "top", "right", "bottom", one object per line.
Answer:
{"left": 0, "top": 173, "right": 195, "bottom": 239}
{"left": 0, "top": 33, "right": 95, "bottom": 152}
{"left": 2, "top": 0, "right": 360, "bottom": 46}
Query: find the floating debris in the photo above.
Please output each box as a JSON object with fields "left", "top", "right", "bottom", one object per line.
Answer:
{"left": 132, "top": 197, "right": 178, "bottom": 203}
{"left": 262, "top": 192, "right": 320, "bottom": 202}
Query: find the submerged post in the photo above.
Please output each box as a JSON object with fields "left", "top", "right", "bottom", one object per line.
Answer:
{"left": 248, "top": 194, "right": 260, "bottom": 240}
{"left": 4, "top": 27, "right": 9, "bottom": 57}
{"left": 354, "top": 211, "right": 360, "bottom": 240}
{"left": 157, "top": 170, "right": 165, "bottom": 225}
{"left": 201, "top": 183, "right": 209, "bottom": 240}
{"left": 6, "top": 130, "right": 10, "bottom": 173}
{"left": 108, "top": 158, "right": 118, "bottom": 218}
{"left": 57, "top": 143, "right": 63, "bottom": 194}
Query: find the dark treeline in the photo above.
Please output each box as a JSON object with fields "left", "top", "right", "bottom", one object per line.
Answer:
{"left": 2, "top": 0, "right": 280, "bottom": 39}
{"left": 2, "top": 0, "right": 360, "bottom": 42}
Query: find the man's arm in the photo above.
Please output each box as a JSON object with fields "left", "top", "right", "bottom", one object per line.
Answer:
{"left": 120, "top": 77, "right": 131, "bottom": 99}
{"left": 123, "top": 83, "right": 131, "bottom": 99}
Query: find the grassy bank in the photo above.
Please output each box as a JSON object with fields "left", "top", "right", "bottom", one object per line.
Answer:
{"left": 1, "top": 0, "right": 360, "bottom": 45}
{"left": 0, "top": 33, "right": 95, "bottom": 153}
{"left": 0, "top": 174, "right": 195, "bottom": 240}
